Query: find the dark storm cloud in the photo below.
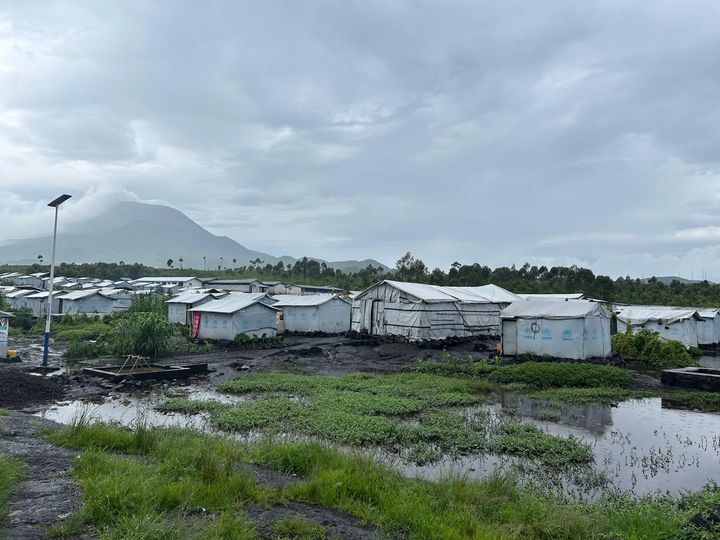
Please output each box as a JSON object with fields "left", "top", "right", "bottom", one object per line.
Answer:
{"left": 1, "top": 0, "right": 720, "bottom": 277}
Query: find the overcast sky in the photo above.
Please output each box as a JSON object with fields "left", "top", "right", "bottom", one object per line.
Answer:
{"left": 1, "top": 1, "right": 720, "bottom": 278}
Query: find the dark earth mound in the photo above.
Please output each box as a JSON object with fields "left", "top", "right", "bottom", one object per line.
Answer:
{"left": 0, "top": 369, "right": 65, "bottom": 408}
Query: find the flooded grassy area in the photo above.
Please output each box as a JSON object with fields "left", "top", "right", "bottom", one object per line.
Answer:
{"left": 9, "top": 353, "right": 720, "bottom": 538}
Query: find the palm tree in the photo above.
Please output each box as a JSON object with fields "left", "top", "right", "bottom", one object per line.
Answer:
{"left": 178, "top": 257, "right": 184, "bottom": 270}
{"left": 37, "top": 254, "right": 44, "bottom": 265}
{"left": 166, "top": 258, "right": 174, "bottom": 269}
{"left": 203, "top": 256, "right": 207, "bottom": 270}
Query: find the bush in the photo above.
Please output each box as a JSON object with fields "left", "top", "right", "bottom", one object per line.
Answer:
{"left": 105, "top": 313, "right": 179, "bottom": 358}
{"left": 410, "top": 352, "right": 496, "bottom": 377}
{"left": 487, "top": 362, "right": 631, "bottom": 389}
{"left": 9, "top": 307, "right": 34, "bottom": 332}
{"left": 611, "top": 328, "right": 697, "bottom": 369}
{"left": 64, "top": 339, "right": 108, "bottom": 359}
{"left": 127, "top": 294, "right": 168, "bottom": 316}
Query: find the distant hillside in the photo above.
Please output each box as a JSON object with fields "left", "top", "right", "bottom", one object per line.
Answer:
{"left": 640, "top": 276, "right": 713, "bottom": 285}
{"left": 0, "top": 201, "right": 389, "bottom": 272}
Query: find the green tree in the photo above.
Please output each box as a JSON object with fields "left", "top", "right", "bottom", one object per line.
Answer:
{"left": 395, "top": 252, "right": 429, "bottom": 282}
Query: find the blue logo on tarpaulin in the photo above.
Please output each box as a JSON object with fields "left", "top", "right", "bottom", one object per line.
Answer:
{"left": 522, "top": 327, "right": 534, "bottom": 340}
{"left": 541, "top": 328, "right": 552, "bottom": 340}
{"left": 562, "top": 328, "right": 573, "bottom": 341}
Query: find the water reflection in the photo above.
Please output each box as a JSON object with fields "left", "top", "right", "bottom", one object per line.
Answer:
{"left": 501, "top": 393, "right": 613, "bottom": 435}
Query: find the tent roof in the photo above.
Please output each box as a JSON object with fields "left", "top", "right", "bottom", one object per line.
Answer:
{"left": 0, "top": 310, "right": 13, "bottom": 318}
{"left": 501, "top": 299, "right": 610, "bottom": 320}
{"left": 60, "top": 289, "right": 114, "bottom": 301}
{"left": 615, "top": 305, "right": 702, "bottom": 324}
{"left": 356, "top": 280, "right": 522, "bottom": 303}
{"left": 271, "top": 294, "right": 347, "bottom": 307}
{"left": 518, "top": 293, "right": 585, "bottom": 301}
{"left": 166, "top": 290, "right": 216, "bottom": 305}
{"left": 188, "top": 292, "right": 278, "bottom": 314}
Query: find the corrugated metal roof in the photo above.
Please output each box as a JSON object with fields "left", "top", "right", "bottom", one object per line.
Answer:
{"left": 501, "top": 300, "right": 609, "bottom": 319}
{"left": 5, "top": 289, "right": 34, "bottom": 298}
{"left": 188, "top": 292, "right": 278, "bottom": 314}
{"left": 166, "top": 290, "right": 214, "bottom": 305}
{"left": 357, "top": 280, "right": 522, "bottom": 303}
{"left": 60, "top": 289, "right": 113, "bottom": 301}
{"left": 271, "top": 294, "right": 347, "bottom": 307}
{"left": 25, "top": 291, "right": 68, "bottom": 299}
{"left": 133, "top": 277, "right": 198, "bottom": 283}
{"left": 0, "top": 310, "right": 13, "bottom": 318}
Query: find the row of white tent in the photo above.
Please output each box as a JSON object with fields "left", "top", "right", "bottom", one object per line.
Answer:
{"left": 166, "top": 290, "right": 352, "bottom": 339}
{"left": 350, "top": 280, "right": 720, "bottom": 359}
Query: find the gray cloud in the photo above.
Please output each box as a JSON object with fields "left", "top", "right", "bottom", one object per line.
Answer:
{"left": 1, "top": 1, "right": 720, "bottom": 277}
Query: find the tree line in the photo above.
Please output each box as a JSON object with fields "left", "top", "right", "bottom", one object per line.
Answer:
{"left": 3, "top": 252, "right": 720, "bottom": 307}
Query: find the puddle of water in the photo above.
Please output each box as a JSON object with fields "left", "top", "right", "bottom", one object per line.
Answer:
{"left": 35, "top": 387, "right": 245, "bottom": 429}
{"left": 700, "top": 355, "right": 720, "bottom": 370}
{"left": 402, "top": 394, "right": 720, "bottom": 497}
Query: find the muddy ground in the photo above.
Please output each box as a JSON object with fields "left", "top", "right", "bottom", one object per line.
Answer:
{"left": 0, "top": 335, "right": 501, "bottom": 539}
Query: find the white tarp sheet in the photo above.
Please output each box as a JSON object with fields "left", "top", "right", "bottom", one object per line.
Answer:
{"left": 500, "top": 300, "right": 611, "bottom": 359}
{"left": 616, "top": 306, "right": 701, "bottom": 347}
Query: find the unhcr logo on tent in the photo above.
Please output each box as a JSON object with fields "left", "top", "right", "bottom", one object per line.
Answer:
{"left": 562, "top": 328, "right": 573, "bottom": 341}
{"left": 541, "top": 328, "right": 552, "bottom": 340}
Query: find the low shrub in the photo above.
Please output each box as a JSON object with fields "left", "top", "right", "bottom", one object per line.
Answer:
{"left": 9, "top": 307, "right": 34, "bottom": 332}
{"left": 104, "top": 313, "right": 179, "bottom": 358}
{"left": 487, "top": 362, "right": 632, "bottom": 389}
{"left": 611, "top": 328, "right": 697, "bottom": 369}
{"left": 410, "top": 352, "right": 496, "bottom": 378}
{"left": 63, "top": 339, "right": 109, "bottom": 359}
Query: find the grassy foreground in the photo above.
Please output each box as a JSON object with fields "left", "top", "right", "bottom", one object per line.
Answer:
{"left": 41, "top": 421, "right": 720, "bottom": 540}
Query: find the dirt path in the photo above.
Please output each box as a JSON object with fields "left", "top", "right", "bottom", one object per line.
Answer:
{"left": 0, "top": 412, "right": 86, "bottom": 540}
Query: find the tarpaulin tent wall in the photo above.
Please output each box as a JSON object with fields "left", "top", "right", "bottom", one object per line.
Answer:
{"left": 615, "top": 306, "right": 702, "bottom": 348}
{"left": 351, "top": 280, "right": 522, "bottom": 341}
{"left": 270, "top": 294, "right": 351, "bottom": 334}
{"left": 500, "top": 300, "right": 611, "bottom": 360}
{"left": 696, "top": 309, "right": 720, "bottom": 346}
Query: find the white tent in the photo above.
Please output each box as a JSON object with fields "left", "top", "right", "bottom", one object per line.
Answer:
{"left": 696, "top": 308, "right": 720, "bottom": 347}
{"left": 271, "top": 294, "right": 351, "bottom": 334}
{"left": 517, "top": 293, "right": 585, "bottom": 301}
{"left": 500, "top": 300, "right": 611, "bottom": 360}
{"left": 187, "top": 292, "right": 279, "bottom": 340}
{"left": 615, "top": 306, "right": 702, "bottom": 347}
{"left": 166, "top": 290, "right": 227, "bottom": 325}
{"left": 351, "top": 280, "right": 523, "bottom": 341}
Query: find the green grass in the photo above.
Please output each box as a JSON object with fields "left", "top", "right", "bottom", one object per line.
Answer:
{"left": 527, "top": 387, "right": 653, "bottom": 405}
{"left": 662, "top": 390, "right": 720, "bottom": 412}
{"left": 488, "top": 362, "right": 632, "bottom": 389}
{"left": 0, "top": 454, "right": 23, "bottom": 522}
{"left": 44, "top": 424, "right": 265, "bottom": 539}
{"left": 160, "top": 372, "right": 592, "bottom": 466}
{"left": 271, "top": 515, "right": 327, "bottom": 539}
{"left": 44, "top": 421, "right": 720, "bottom": 540}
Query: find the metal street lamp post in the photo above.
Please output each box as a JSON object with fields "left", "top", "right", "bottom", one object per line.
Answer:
{"left": 42, "top": 194, "right": 71, "bottom": 367}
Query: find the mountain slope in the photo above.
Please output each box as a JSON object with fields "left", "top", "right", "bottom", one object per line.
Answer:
{"left": 0, "top": 202, "right": 389, "bottom": 272}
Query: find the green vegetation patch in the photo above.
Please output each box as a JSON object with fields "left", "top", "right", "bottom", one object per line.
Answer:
{"left": 271, "top": 515, "right": 327, "bottom": 539}
{"left": 662, "top": 390, "right": 720, "bottom": 412}
{"left": 162, "top": 372, "right": 592, "bottom": 466}
{"left": 0, "top": 454, "right": 23, "bottom": 522}
{"left": 612, "top": 328, "right": 698, "bottom": 369}
{"left": 527, "top": 387, "right": 653, "bottom": 405}
{"left": 45, "top": 424, "right": 266, "bottom": 539}
{"left": 488, "top": 362, "right": 632, "bottom": 389}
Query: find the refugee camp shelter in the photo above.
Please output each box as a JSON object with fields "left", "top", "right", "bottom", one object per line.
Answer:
{"left": 132, "top": 277, "right": 203, "bottom": 290}
{"left": 166, "top": 290, "right": 226, "bottom": 325}
{"left": 518, "top": 293, "right": 585, "bottom": 301}
{"left": 500, "top": 300, "right": 611, "bottom": 360}
{"left": 351, "top": 280, "right": 522, "bottom": 341}
{"left": 58, "top": 290, "right": 115, "bottom": 316}
{"left": 615, "top": 306, "right": 703, "bottom": 347}
{"left": 696, "top": 308, "right": 720, "bottom": 347}
{"left": 22, "top": 291, "right": 66, "bottom": 317}
{"left": 187, "top": 293, "right": 279, "bottom": 340}
{"left": 201, "top": 279, "right": 268, "bottom": 293}
{"left": 270, "top": 294, "right": 351, "bottom": 334}
{"left": 4, "top": 289, "right": 35, "bottom": 309}
{"left": 0, "top": 311, "right": 12, "bottom": 358}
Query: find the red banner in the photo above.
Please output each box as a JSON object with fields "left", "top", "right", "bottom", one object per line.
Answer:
{"left": 191, "top": 312, "right": 201, "bottom": 339}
